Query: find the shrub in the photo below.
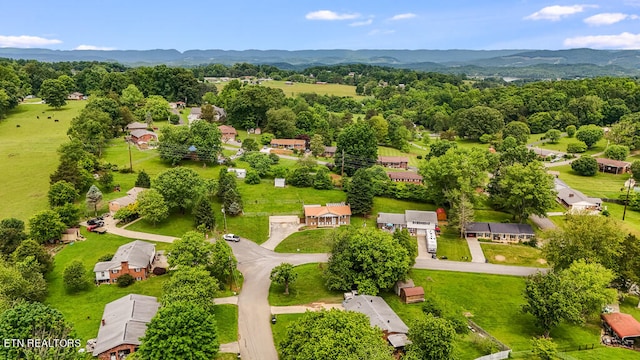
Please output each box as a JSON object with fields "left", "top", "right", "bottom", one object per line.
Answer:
{"left": 566, "top": 142, "right": 587, "bottom": 154}
{"left": 116, "top": 273, "right": 135, "bottom": 287}
{"left": 602, "top": 209, "right": 610, "bottom": 217}
{"left": 571, "top": 156, "right": 598, "bottom": 176}
{"left": 604, "top": 144, "right": 630, "bottom": 161}
{"left": 63, "top": 260, "right": 89, "bottom": 292}
{"left": 566, "top": 125, "right": 576, "bottom": 138}
{"left": 169, "top": 114, "right": 180, "bottom": 124}
{"left": 416, "top": 155, "right": 423, "bottom": 160}
{"left": 479, "top": 134, "right": 493, "bottom": 144}
{"left": 98, "top": 253, "right": 114, "bottom": 262}
{"left": 152, "top": 267, "right": 167, "bottom": 275}
{"left": 269, "top": 153, "right": 280, "bottom": 164}
{"left": 244, "top": 170, "right": 261, "bottom": 185}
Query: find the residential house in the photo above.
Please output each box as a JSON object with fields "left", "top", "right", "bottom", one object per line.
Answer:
{"left": 377, "top": 210, "right": 438, "bottom": 235}
{"left": 188, "top": 107, "right": 201, "bottom": 122}
{"left": 169, "top": 101, "right": 185, "bottom": 109}
{"left": 67, "top": 92, "right": 84, "bottom": 100}
{"left": 129, "top": 129, "right": 158, "bottom": 146}
{"left": 597, "top": 158, "right": 631, "bottom": 174}
{"left": 387, "top": 171, "right": 423, "bottom": 183}
{"left": 378, "top": 156, "right": 409, "bottom": 169}
{"left": 93, "top": 240, "right": 156, "bottom": 284}
{"left": 61, "top": 228, "right": 81, "bottom": 243}
{"left": 271, "top": 139, "right": 305, "bottom": 150}
{"left": 304, "top": 203, "right": 351, "bottom": 228}
{"left": 556, "top": 187, "right": 602, "bottom": 213}
{"left": 91, "top": 294, "right": 160, "bottom": 360}
{"left": 218, "top": 125, "right": 237, "bottom": 142}
{"left": 108, "top": 187, "right": 146, "bottom": 213}
{"left": 125, "top": 122, "right": 147, "bottom": 131}
{"left": 213, "top": 106, "right": 227, "bottom": 122}
{"left": 343, "top": 295, "right": 411, "bottom": 349}
{"left": 323, "top": 146, "right": 337, "bottom": 158}
{"left": 601, "top": 313, "right": 640, "bottom": 346}
{"left": 464, "top": 222, "right": 535, "bottom": 243}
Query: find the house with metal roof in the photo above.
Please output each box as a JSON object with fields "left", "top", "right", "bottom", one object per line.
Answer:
{"left": 93, "top": 240, "right": 156, "bottom": 284}
{"left": 343, "top": 295, "right": 411, "bottom": 349}
{"left": 602, "top": 313, "right": 640, "bottom": 346}
{"left": 91, "top": 294, "right": 159, "bottom": 360}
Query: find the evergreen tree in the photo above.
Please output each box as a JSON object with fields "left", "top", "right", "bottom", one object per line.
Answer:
{"left": 193, "top": 199, "right": 215, "bottom": 231}
{"left": 346, "top": 169, "right": 374, "bottom": 215}
{"left": 135, "top": 170, "right": 151, "bottom": 188}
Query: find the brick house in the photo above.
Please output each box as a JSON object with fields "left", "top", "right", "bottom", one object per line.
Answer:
{"left": 378, "top": 156, "right": 409, "bottom": 169}
{"left": 67, "top": 92, "right": 84, "bottom": 100}
{"left": 93, "top": 240, "right": 156, "bottom": 284}
{"left": 271, "top": 138, "right": 305, "bottom": 150}
{"left": 108, "top": 187, "right": 146, "bottom": 213}
{"left": 304, "top": 203, "right": 351, "bottom": 228}
{"left": 91, "top": 294, "right": 159, "bottom": 360}
{"left": 387, "top": 171, "right": 423, "bottom": 183}
{"left": 129, "top": 129, "right": 158, "bottom": 145}
{"left": 596, "top": 158, "right": 631, "bottom": 174}
{"left": 218, "top": 125, "right": 237, "bottom": 142}
{"left": 464, "top": 222, "right": 535, "bottom": 243}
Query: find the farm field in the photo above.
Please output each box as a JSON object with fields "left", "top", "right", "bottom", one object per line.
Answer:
{"left": 250, "top": 80, "right": 365, "bottom": 99}
{"left": 0, "top": 101, "right": 86, "bottom": 221}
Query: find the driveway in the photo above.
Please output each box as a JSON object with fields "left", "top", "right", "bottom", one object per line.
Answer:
{"left": 98, "top": 216, "right": 177, "bottom": 243}
{"left": 465, "top": 237, "right": 486, "bottom": 263}
{"left": 261, "top": 216, "right": 301, "bottom": 250}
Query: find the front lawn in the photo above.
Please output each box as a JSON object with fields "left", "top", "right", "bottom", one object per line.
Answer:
{"left": 553, "top": 164, "right": 627, "bottom": 199}
{"left": 480, "top": 243, "right": 548, "bottom": 267}
{"left": 214, "top": 304, "right": 238, "bottom": 343}
{"left": 268, "top": 263, "right": 342, "bottom": 306}
{"left": 537, "top": 136, "right": 608, "bottom": 156}
{"left": 274, "top": 229, "right": 335, "bottom": 253}
{"left": 124, "top": 212, "right": 196, "bottom": 237}
{"left": 437, "top": 227, "right": 472, "bottom": 261}
{"left": 45, "top": 230, "right": 172, "bottom": 341}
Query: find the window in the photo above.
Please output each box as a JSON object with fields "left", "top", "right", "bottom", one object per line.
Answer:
{"left": 134, "top": 268, "right": 140, "bottom": 272}
{"left": 136, "top": 277, "right": 142, "bottom": 281}
{"left": 111, "top": 269, "right": 119, "bottom": 274}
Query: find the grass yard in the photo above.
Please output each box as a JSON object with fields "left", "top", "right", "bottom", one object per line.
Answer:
{"left": 0, "top": 101, "right": 86, "bottom": 221}
{"left": 216, "top": 353, "right": 240, "bottom": 360}
{"left": 377, "top": 145, "right": 427, "bottom": 167}
{"left": 271, "top": 313, "right": 306, "bottom": 355}
{"left": 45, "top": 230, "right": 172, "bottom": 341}
{"left": 480, "top": 243, "right": 548, "bottom": 267}
{"left": 562, "top": 347, "right": 640, "bottom": 360}
{"left": 213, "top": 304, "right": 238, "bottom": 343}
{"left": 125, "top": 212, "right": 196, "bottom": 237}
{"left": 268, "top": 263, "right": 342, "bottom": 306}
{"left": 537, "top": 137, "right": 608, "bottom": 156}
{"left": 437, "top": 227, "right": 472, "bottom": 261}
{"left": 553, "top": 164, "right": 627, "bottom": 199}
{"left": 274, "top": 228, "right": 335, "bottom": 253}
{"left": 258, "top": 80, "right": 366, "bottom": 100}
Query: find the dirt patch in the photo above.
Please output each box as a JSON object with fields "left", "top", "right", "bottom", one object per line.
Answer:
{"left": 537, "top": 258, "right": 547, "bottom": 264}
{"left": 494, "top": 255, "right": 506, "bottom": 261}
{"left": 463, "top": 312, "right": 473, "bottom": 318}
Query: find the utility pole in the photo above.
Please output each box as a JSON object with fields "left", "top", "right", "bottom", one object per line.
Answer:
{"left": 228, "top": 255, "right": 233, "bottom": 290}
{"left": 340, "top": 149, "right": 345, "bottom": 188}
{"left": 221, "top": 208, "right": 227, "bottom": 232}
{"left": 623, "top": 177, "right": 633, "bottom": 221}
{"left": 128, "top": 140, "right": 133, "bottom": 172}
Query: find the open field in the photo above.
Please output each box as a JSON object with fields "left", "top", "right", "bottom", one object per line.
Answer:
{"left": 274, "top": 229, "right": 335, "bottom": 253}
{"left": 0, "top": 101, "right": 86, "bottom": 221}
{"left": 252, "top": 80, "right": 365, "bottom": 99}
{"left": 268, "top": 263, "right": 342, "bottom": 306}
{"left": 45, "top": 230, "right": 171, "bottom": 341}
{"left": 377, "top": 145, "right": 427, "bottom": 167}
{"left": 536, "top": 137, "right": 608, "bottom": 156}
{"left": 553, "top": 164, "right": 627, "bottom": 200}
{"left": 480, "top": 243, "right": 547, "bottom": 267}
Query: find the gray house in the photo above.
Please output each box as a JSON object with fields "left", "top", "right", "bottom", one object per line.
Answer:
{"left": 377, "top": 210, "right": 438, "bottom": 235}
{"left": 464, "top": 222, "right": 535, "bottom": 243}
{"left": 343, "top": 295, "right": 411, "bottom": 349}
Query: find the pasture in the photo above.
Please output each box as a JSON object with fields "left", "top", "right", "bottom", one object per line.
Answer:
{"left": 222, "top": 80, "right": 366, "bottom": 99}
{"left": 0, "top": 101, "right": 86, "bottom": 221}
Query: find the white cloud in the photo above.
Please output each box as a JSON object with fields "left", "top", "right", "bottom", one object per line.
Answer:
{"left": 564, "top": 32, "right": 640, "bottom": 49}
{"left": 305, "top": 10, "right": 360, "bottom": 21}
{"left": 368, "top": 29, "right": 395, "bottom": 36}
{"left": 74, "top": 45, "right": 116, "bottom": 51}
{"left": 0, "top": 35, "right": 62, "bottom": 48}
{"left": 350, "top": 19, "right": 373, "bottom": 27}
{"left": 389, "top": 13, "right": 416, "bottom": 21}
{"left": 584, "top": 13, "right": 639, "bottom": 25}
{"left": 525, "top": 5, "right": 597, "bottom": 21}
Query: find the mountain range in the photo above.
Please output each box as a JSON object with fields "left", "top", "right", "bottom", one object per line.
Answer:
{"left": 2, "top": 48, "right": 640, "bottom": 78}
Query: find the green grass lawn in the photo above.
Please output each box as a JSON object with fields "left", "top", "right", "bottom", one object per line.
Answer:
{"left": 258, "top": 80, "right": 366, "bottom": 100}
{"left": 268, "top": 263, "right": 343, "bottom": 306}
{"left": 216, "top": 353, "right": 240, "bottom": 360}
{"left": 274, "top": 229, "right": 335, "bottom": 253}
{"left": 45, "top": 230, "right": 172, "bottom": 341}
{"left": 536, "top": 137, "right": 608, "bottom": 156}
{"left": 480, "top": 243, "right": 548, "bottom": 267}
{"left": 377, "top": 145, "right": 427, "bottom": 167}
{"left": 0, "top": 102, "right": 86, "bottom": 221}
{"left": 214, "top": 304, "right": 238, "bottom": 343}
{"left": 271, "top": 313, "right": 306, "bottom": 355}
{"left": 553, "top": 164, "right": 627, "bottom": 199}
{"left": 437, "top": 227, "right": 472, "bottom": 261}
{"left": 125, "top": 212, "right": 196, "bottom": 237}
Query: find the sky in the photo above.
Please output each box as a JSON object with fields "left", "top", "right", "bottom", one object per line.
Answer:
{"left": 1, "top": 1, "right": 640, "bottom": 51}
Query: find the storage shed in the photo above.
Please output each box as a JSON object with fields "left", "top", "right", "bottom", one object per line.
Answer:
{"left": 400, "top": 287, "right": 425, "bottom": 304}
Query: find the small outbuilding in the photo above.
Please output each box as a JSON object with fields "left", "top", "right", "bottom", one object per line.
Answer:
{"left": 602, "top": 313, "right": 640, "bottom": 346}
{"left": 274, "top": 178, "right": 286, "bottom": 188}
{"left": 436, "top": 208, "right": 447, "bottom": 221}
{"left": 400, "top": 287, "right": 425, "bottom": 304}
{"left": 61, "top": 228, "right": 82, "bottom": 243}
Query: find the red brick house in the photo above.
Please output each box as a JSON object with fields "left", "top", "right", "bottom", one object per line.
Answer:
{"left": 387, "top": 171, "right": 423, "bottom": 183}
{"left": 129, "top": 129, "right": 158, "bottom": 145}
{"left": 323, "top": 146, "right": 337, "bottom": 157}
{"left": 218, "top": 125, "right": 237, "bottom": 142}
{"left": 304, "top": 203, "right": 351, "bottom": 228}
{"left": 596, "top": 158, "right": 631, "bottom": 174}
{"left": 271, "top": 138, "right": 305, "bottom": 150}
{"left": 92, "top": 294, "right": 159, "bottom": 360}
{"left": 378, "top": 156, "right": 409, "bottom": 169}
{"left": 93, "top": 240, "right": 156, "bottom": 284}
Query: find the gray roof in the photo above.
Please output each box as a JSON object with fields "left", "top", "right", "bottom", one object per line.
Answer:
{"left": 109, "top": 187, "right": 147, "bottom": 208}
{"left": 557, "top": 187, "right": 601, "bottom": 206}
{"left": 92, "top": 294, "right": 159, "bottom": 356}
{"left": 129, "top": 129, "right": 157, "bottom": 139}
{"left": 387, "top": 333, "right": 411, "bottom": 348}
{"left": 126, "top": 122, "right": 147, "bottom": 130}
{"left": 93, "top": 240, "right": 155, "bottom": 272}
{"left": 488, "top": 223, "right": 534, "bottom": 235}
{"left": 466, "top": 222, "right": 491, "bottom": 233}
{"left": 377, "top": 212, "right": 407, "bottom": 226}
{"left": 343, "top": 295, "right": 409, "bottom": 334}
{"left": 405, "top": 210, "right": 438, "bottom": 224}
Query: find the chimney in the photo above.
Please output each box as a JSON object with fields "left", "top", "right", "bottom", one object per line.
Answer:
{"left": 121, "top": 261, "right": 129, "bottom": 273}
{"left": 101, "top": 319, "right": 105, "bottom": 326}
{"left": 568, "top": 194, "right": 574, "bottom": 198}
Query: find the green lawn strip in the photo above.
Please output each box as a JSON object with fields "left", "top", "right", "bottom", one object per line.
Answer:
{"left": 474, "top": 209, "right": 514, "bottom": 223}
{"left": 480, "top": 243, "right": 547, "bottom": 267}
{"left": 45, "top": 230, "right": 171, "bottom": 341}
{"left": 408, "top": 269, "right": 601, "bottom": 352}
{"left": 454, "top": 139, "right": 493, "bottom": 151}
{"left": 562, "top": 346, "right": 640, "bottom": 360}
{"left": 377, "top": 145, "right": 427, "bottom": 167}
{"left": 259, "top": 80, "right": 365, "bottom": 99}
{"left": 437, "top": 227, "right": 472, "bottom": 261}
{"left": 553, "top": 164, "right": 627, "bottom": 199}
{"left": 618, "top": 295, "right": 640, "bottom": 321}
{"left": 0, "top": 102, "right": 86, "bottom": 221}
{"left": 215, "top": 353, "right": 239, "bottom": 360}
{"left": 125, "top": 212, "right": 196, "bottom": 237}
{"left": 213, "top": 304, "right": 238, "bottom": 343}
{"left": 536, "top": 137, "right": 608, "bottom": 156}
{"left": 271, "top": 313, "right": 306, "bottom": 356}
{"left": 268, "top": 263, "right": 343, "bottom": 306}
{"left": 274, "top": 229, "right": 335, "bottom": 253}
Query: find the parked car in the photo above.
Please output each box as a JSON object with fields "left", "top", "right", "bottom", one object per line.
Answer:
{"left": 223, "top": 234, "right": 240, "bottom": 242}
{"left": 87, "top": 218, "right": 100, "bottom": 225}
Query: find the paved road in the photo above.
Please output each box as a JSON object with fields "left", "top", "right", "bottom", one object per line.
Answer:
{"left": 530, "top": 214, "right": 557, "bottom": 230}
{"left": 229, "top": 239, "right": 329, "bottom": 360}
{"left": 261, "top": 216, "right": 301, "bottom": 251}
{"left": 413, "top": 258, "right": 546, "bottom": 276}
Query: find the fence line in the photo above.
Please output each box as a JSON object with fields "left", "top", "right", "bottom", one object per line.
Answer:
{"left": 468, "top": 319, "right": 511, "bottom": 360}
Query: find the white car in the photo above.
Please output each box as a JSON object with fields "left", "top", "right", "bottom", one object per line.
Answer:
{"left": 223, "top": 233, "right": 240, "bottom": 242}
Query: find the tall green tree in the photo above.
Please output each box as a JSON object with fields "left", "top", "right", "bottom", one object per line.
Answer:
{"left": 309, "top": 134, "right": 325, "bottom": 157}
{"left": 85, "top": 185, "right": 103, "bottom": 217}
{"left": 279, "top": 309, "right": 393, "bottom": 360}
{"left": 209, "top": 240, "right": 237, "bottom": 288}
{"left": 135, "top": 169, "right": 151, "bottom": 188}
{"left": 154, "top": 167, "right": 204, "bottom": 212}
{"left": 28, "top": 210, "right": 66, "bottom": 244}
{"left": 454, "top": 106, "right": 504, "bottom": 140}
{"left": 265, "top": 107, "right": 298, "bottom": 138}
{"left": 0, "top": 257, "right": 47, "bottom": 304}
{"left": 63, "top": 260, "right": 89, "bottom": 293}
{"left": 0, "top": 218, "right": 27, "bottom": 256}
{"left": 346, "top": 168, "right": 374, "bottom": 215}
{"left": 560, "top": 260, "right": 616, "bottom": 318}
{"left": 12, "top": 239, "right": 53, "bottom": 274}
{"left": 162, "top": 266, "right": 218, "bottom": 308}
{"left": 604, "top": 144, "right": 630, "bottom": 161}
{"left": 48, "top": 180, "right": 79, "bottom": 207}
{"left": 393, "top": 229, "right": 418, "bottom": 267}
{"left": 575, "top": 124, "right": 604, "bottom": 148}
{"left": 503, "top": 121, "right": 530, "bottom": 145}
{"left": 405, "top": 314, "right": 457, "bottom": 360}
{"left": 168, "top": 231, "right": 214, "bottom": 268}
{"left": 54, "top": 203, "right": 81, "bottom": 227}
{"left": 335, "top": 121, "right": 379, "bottom": 176}
{"left": 270, "top": 263, "right": 298, "bottom": 295}
{"left": 325, "top": 227, "right": 410, "bottom": 294}
{"left": 138, "top": 301, "right": 218, "bottom": 360}
{"left": 137, "top": 189, "right": 169, "bottom": 225}
{"left": 193, "top": 198, "right": 215, "bottom": 232}
{"left": 39, "top": 78, "right": 67, "bottom": 108}
{"left": 570, "top": 156, "right": 598, "bottom": 176}
{"left": 449, "top": 191, "right": 475, "bottom": 238}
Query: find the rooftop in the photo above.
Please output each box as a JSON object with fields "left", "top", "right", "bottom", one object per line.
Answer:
{"left": 343, "top": 295, "right": 409, "bottom": 334}
{"left": 271, "top": 138, "right": 305, "bottom": 145}
{"left": 304, "top": 203, "right": 352, "bottom": 217}
{"left": 596, "top": 158, "right": 631, "bottom": 168}
{"left": 387, "top": 172, "right": 423, "bottom": 180}
{"left": 93, "top": 240, "right": 155, "bottom": 272}
{"left": 378, "top": 156, "right": 409, "bottom": 163}
{"left": 602, "top": 313, "right": 640, "bottom": 340}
